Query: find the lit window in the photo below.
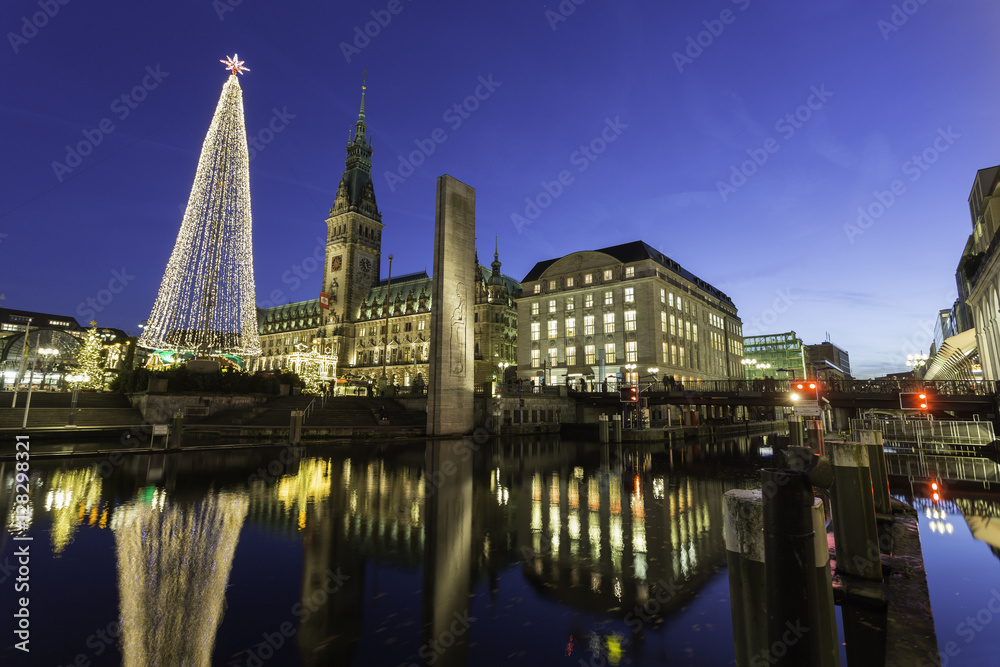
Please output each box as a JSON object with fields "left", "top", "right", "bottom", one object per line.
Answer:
{"left": 566, "top": 297, "right": 574, "bottom": 312}
{"left": 531, "top": 302, "right": 539, "bottom": 316}
{"left": 565, "top": 318, "right": 576, "bottom": 336}
{"left": 680, "top": 346, "right": 685, "bottom": 367}
{"left": 418, "top": 320, "right": 426, "bottom": 331}
{"left": 605, "top": 342, "right": 616, "bottom": 364}
{"left": 662, "top": 342, "right": 668, "bottom": 363}
{"left": 624, "top": 287, "right": 634, "bottom": 303}
{"left": 549, "top": 280, "right": 556, "bottom": 290}
{"left": 566, "top": 347, "right": 576, "bottom": 366}
{"left": 670, "top": 314, "right": 676, "bottom": 336}
{"left": 585, "top": 293, "right": 594, "bottom": 308}
{"left": 531, "top": 323, "right": 540, "bottom": 341}
{"left": 661, "top": 312, "right": 667, "bottom": 333}
{"left": 566, "top": 277, "right": 574, "bottom": 287}
{"left": 604, "top": 313, "right": 615, "bottom": 334}
{"left": 585, "top": 273, "right": 593, "bottom": 284}
{"left": 604, "top": 291, "right": 613, "bottom": 306}
{"left": 584, "top": 316, "right": 595, "bottom": 335}
{"left": 549, "top": 299, "right": 557, "bottom": 313}
{"left": 660, "top": 289, "right": 666, "bottom": 304}
{"left": 693, "top": 324, "right": 698, "bottom": 342}
{"left": 625, "top": 266, "right": 634, "bottom": 278}
{"left": 585, "top": 345, "right": 596, "bottom": 364}
{"left": 625, "top": 310, "right": 637, "bottom": 331}
{"left": 603, "top": 269, "right": 613, "bottom": 281}
{"left": 671, "top": 344, "right": 677, "bottom": 365}
{"left": 548, "top": 347, "right": 558, "bottom": 367}
{"left": 531, "top": 349, "right": 541, "bottom": 368}
{"left": 686, "top": 322, "right": 691, "bottom": 340}
{"left": 534, "top": 284, "right": 540, "bottom": 294}
{"left": 625, "top": 341, "right": 637, "bottom": 363}
{"left": 548, "top": 320, "right": 558, "bottom": 338}
{"left": 677, "top": 296, "right": 682, "bottom": 311}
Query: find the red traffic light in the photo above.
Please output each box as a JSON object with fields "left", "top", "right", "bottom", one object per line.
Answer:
{"left": 620, "top": 386, "right": 638, "bottom": 403}
{"left": 900, "top": 392, "right": 930, "bottom": 410}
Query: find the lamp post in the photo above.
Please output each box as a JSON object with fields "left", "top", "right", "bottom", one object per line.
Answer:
{"left": 740, "top": 357, "right": 757, "bottom": 380}
{"left": 906, "top": 353, "right": 929, "bottom": 381}
{"left": 381, "top": 253, "right": 393, "bottom": 395}
{"left": 38, "top": 347, "right": 59, "bottom": 390}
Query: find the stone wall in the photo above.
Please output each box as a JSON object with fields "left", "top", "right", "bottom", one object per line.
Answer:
{"left": 128, "top": 393, "right": 269, "bottom": 424}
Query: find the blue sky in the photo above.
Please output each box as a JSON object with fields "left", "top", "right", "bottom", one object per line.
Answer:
{"left": 2, "top": 0, "right": 998, "bottom": 378}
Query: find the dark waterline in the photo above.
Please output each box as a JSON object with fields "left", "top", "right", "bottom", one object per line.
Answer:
{"left": 1, "top": 437, "right": 998, "bottom": 666}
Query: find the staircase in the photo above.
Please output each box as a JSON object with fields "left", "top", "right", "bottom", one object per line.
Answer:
{"left": 0, "top": 391, "right": 143, "bottom": 429}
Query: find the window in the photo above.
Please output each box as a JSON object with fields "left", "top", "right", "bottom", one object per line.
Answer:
{"left": 585, "top": 273, "right": 593, "bottom": 284}
{"left": 686, "top": 322, "right": 691, "bottom": 340}
{"left": 359, "top": 327, "right": 366, "bottom": 337}
{"left": 604, "top": 291, "right": 613, "bottom": 306}
{"left": 549, "top": 280, "right": 556, "bottom": 290}
{"left": 531, "top": 302, "right": 539, "bottom": 316}
{"left": 548, "top": 320, "right": 558, "bottom": 338}
{"left": 404, "top": 322, "right": 412, "bottom": 332}
{"left": 549, "top": 299, "right": 556, "bottom": 313}
{"left": 680, "top": 346, "right": 685, "bottom": 367}
{"left": 671, "top": 344, "right": 677, "bottom": 365}
{"left": 418, "top": 320, "right": 426, "bottom": 331}
{"left": 660, "top": 288, "right": 666, "bottom": 305}
{"left": 605, "top": 342, "right": 616, "bottom": 364}
{"left": 662, "top": 342, "right": 668, "bottom": 364}
{"left": 585, "top": 293, "right": 594, "bottom": 308}
{"left": 565, "top": 317, "right": 576, "bottom": 336}
{"left": 677, "top": 295, "right": 683, "bottom": 311}
{"left": 625, "top": 266, "right": 634, "bottom": 278}
{"left": 566, "top": 277, "right": 574, "bottom": 287}
{"left": 566, "top": 297, "right": 574, "bottom": 312}
{"left": 604, "top": 312, "right": 615, "bottom": 334}
{"left": 531, "top": 349, "right": 541, "bottom": 368}
{"left": 693, "top": 324, "right": 698, "bottom": 342}
{"left": 533, "top": 284, "right": 540, "bottom": 294}
{"left": 548, "top": 347, "right": 558, "bottom": 367}
{"left": 603, "top": 269, "right": 613, "bottom": 281}
{"left": 585, "top": 345, "right": 596, "bottom": 365}
{"left": 584, "top": 315, "right": 595, "bottom": 335}
{"left": 625, "top": 341, "right": 637, "bottom": 363}
{"left": 661, "top": 312, "right": 667, "bottom": 333}
{"left": 531, "top": 323, "right": 540, "bottom": 341}
{"left": 625, "top": 310, "right": 637, "bottom": 331}
{"left": 624, "top": 287, "right": 634, "bottom": 303}
{"left": 670, "top": 314, "right": 676, "bottom": 336}
{"left": 566, "top": 346, "right": 576, "bottom": 366}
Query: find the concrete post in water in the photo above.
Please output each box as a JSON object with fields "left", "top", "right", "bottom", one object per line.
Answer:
{"left": 859, "top": 430, "right": 891, "bottom": 515}
{"left": 724, "top": 490, "right": 767, "bottom": 666}
{"left": 598, "top": 414, "right": 609, "bottom": 443}
{"left": 289, "top": 409, "right": 303, "bottom": 445}
{"left": 612, "top": 414, "right": 622, "bottom": 443}
{"left": 787, "top": 416, "right": 803, "bottom": 449}
{"left": 810, "top": 497, "right": 841, "bottom": 666}
{"left": 171, "top": 410, "right": 184, "bottom": 449}
{"left": 761, "top": 469, "right": 820, "bottom": 666}
{"left": 827, "top": 441, "right": 882, "bottom": 580}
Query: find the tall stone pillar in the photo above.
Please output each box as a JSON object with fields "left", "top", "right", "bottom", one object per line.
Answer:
{"left": 427, "top": 175, "right": 476, "bottom": 435}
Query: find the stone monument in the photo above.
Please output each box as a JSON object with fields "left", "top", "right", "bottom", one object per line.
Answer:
{"left": 426, "top": 175, "right": 476, "bottom": 435}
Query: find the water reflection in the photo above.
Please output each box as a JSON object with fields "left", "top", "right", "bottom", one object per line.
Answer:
{"left": 114, "top": 489, "right": 248, "bottom": 666}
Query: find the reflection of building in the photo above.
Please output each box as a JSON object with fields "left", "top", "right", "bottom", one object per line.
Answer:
{"left": 517, "top": 241, "right": 744, "bottom": 386}
{"left": 114, "top": 490, "right": 249, "bottom": 666}
{"left": 253, "top": 84, "right": 519, "bottom": 387}
{"left": 742, "top": 331, "right": 806, "bottom": 380}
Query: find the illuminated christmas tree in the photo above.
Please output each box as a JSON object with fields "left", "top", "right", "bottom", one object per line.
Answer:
{"left": 71, "top": 322, "right": 105, "bottom": 390}
{"left": 139, "top": 55, "right": 261, "bottom": 358}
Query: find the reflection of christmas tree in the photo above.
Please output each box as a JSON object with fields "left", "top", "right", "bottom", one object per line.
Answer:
{"left": 139, "top": 55, "right": 261, "bottom": 357}
{"left": 71, "top": 323, "right": 105, "bottom": 390}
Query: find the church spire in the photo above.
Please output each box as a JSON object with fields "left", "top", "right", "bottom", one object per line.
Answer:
{"left": 345, "top": 74, "right": 372, "bottom": 174}
{"left": 332, "top": 74, "right": 380, "bottom": 220}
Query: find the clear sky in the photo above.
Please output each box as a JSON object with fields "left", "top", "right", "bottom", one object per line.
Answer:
{"left": 2, "top": 0, "right": 998, "bottom": 378}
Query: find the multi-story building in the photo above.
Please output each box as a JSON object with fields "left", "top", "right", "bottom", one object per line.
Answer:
{"left": 254, "top": 85, "right": 519, "bottom": 388}
{"left": 804, "top": 341, "right": 851, "bottom": 381}
{"left": 741, "top": 332, "right": 806, "bottom": 380}
{"left": 517, "top": 241, "right": 744, "bottom": 387}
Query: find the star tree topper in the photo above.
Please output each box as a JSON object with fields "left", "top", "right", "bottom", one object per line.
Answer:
{"left": 220, "top": 54, "right": 249, "bottom": 76}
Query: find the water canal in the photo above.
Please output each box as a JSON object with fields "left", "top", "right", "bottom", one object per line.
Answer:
{"left": 1, "top": 436, "right": 998, "bottom": 666}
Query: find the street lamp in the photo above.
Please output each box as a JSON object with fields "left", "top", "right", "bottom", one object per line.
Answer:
{"left": 906, "top": 353, "right": 929, "bottom": 379}
{"left": 624, "top": 363, "right": 637, "bottom": 387}
{"left": 38, "top": 347, "right": 58, "bottom": 389}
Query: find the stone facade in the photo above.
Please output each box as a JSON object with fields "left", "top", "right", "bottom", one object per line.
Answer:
{"left": 517, "top": 241, "right": 744, "bottom": 386}
{"left": 253, "top": 85, "right": 519, "bottom": 389}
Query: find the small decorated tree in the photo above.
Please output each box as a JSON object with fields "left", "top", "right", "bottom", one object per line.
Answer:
{"left": 71, "top": 322, "right": 106, "bottom": 390}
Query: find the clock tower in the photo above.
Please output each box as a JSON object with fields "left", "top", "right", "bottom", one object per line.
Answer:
{"left": 321, "top": 80, "right": 384, "bottom": 328}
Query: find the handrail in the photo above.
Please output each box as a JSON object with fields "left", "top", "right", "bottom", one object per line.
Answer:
{"left": 302, "top": 397, "right": 316, "bottom": 423}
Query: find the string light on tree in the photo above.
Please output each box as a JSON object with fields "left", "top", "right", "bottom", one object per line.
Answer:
{"left": 71, "top": 321, "right": 106, "bottom": 390}
{"left": 139, "top": 55, "right": 261, "bottom": 358}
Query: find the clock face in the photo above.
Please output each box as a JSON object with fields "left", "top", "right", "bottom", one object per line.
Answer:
{"left": 331, "top": 255, "right": 342, "bottom": 271}
{"left": 360, "top": 258, "right": 372, "bottom": 273}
